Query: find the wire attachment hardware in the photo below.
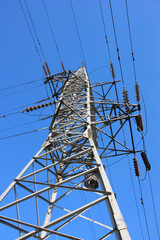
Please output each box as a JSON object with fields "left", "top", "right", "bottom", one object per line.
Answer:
{"left": 42, "top": 65, "right": 48, "bottom": 76}
{"left": 135, "top": 83, "right": 140, "bottom": 102}
{"left": 133, "top": 157, "right": 140, "bottom": 177}
{"left": 135, "top": 114, "right": 144, "bottom": 132}
{"left": 122, "top": 90, "right": 130, "bottom": 114}
{"left": 110, "top": 62, "right": 115, "bottom": 80}
{"left": 141, "top": 152, "right": 151, "bottom": 171}
{"left": 45, "top": 61, "right": 51, "bottom": 75}
{"left": 22, "top": 101, "right": 54, "bottom": 113}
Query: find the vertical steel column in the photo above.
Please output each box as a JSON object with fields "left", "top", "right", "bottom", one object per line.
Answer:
{"left": 84, "top": 67, "right": 131, "bottom": 240}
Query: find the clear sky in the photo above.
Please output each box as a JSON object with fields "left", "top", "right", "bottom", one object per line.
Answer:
{"left": 0, "top": 0, "right": 160, "bottom": 239}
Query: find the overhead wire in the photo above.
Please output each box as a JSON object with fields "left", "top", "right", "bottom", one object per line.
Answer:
{"left": 98, "top": 0, "right": 118, "bottom": 198}
{"left": 2, "top": 1, "right": 154, "bottom": 238}
{"left": 18, "top": 0, "right": 43, "bottom": 64}
{"left": 127, "top": 156, "right": 145, "bottom": 239}
{"left": 100, "top": 131, "right": 114, "bottom": 192}
{"left": 0, "top": 117, "right": 51, "bottom": 133}
{"left": 0, "top": 97, "right": 50, "bottom": 116}
{"left": 80, "top": 191, "right": 97, "bottom": 239}
{"left": 148, "top": 172, "right": 160, "bottom": 239}
{"left": 74, "top": 171, "right": 97, "bottom": 240}
{"left": 42, "top": 0, "right": 62, "bottom": 64}
{"left": 0, "top": 120, "right": 40, "bottom": 132}
{"left": 0, "top": 77, "right": 43, "bottom": 92}
{"left": 108, "top": 2, "right": 152, "bottom": 238}
{"left": 124, "top": 2, "right": 154, "bottom": 237}
{"left": 108, "top": 0, "right": 125, "bottom": 89}
{"left": 24, "top": 0, "right": 46, "bottom": 61}
{"left": 70, "top": 0, "right": 87, "bottom": 68}
{"left": 0, "top": 84, "right": 43, "bottom": 99}
{"left": 125, "top": 0, "right": 137, "bottom": 83}
{"left": 99, "top": 0, "right": 111, "bottom": 61}
{"left": 99, "top": 1, "right": 146, "bottom": 237}
{"left": 0, "top": 110, "right": 20, "bottom": 119}
{"left": 88, "top": 66, "right": 109, "bottom": 76}
{"left": 138, "top": 179, "right": 151, "bottom": 239}
{"left": 0, "top": 103, "right": 52, "bottom": 119}
{"left": 0, "top": 127, "right": 49, "bottom": 140}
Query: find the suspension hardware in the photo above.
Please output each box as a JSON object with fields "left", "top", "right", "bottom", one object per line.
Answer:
{"left": 122, "top": 90, "right": 130, "bottom": 114}
{"left": 133, "top": 157, "right": 140, "bottom": 177}
{"left": 135, "top": 114, "right": 144, "bottom": 132}
{"left": 141, "top": 152, "right": 151, "bottom": 171}
{"left": 135, "top": 83, "right": 140, "bottom": 102}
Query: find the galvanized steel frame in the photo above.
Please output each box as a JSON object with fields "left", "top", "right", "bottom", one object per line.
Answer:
{"left": 0, "top": 66, "right": 142, "bottom": 239}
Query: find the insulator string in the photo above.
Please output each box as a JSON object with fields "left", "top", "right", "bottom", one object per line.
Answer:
{"left": 108, "top": 0, "right": 125, "bottom": 89}
{"left": 99, "top": 0, "right": 111, "bottom": 61}
{"left": 127, "top": 155, "right": 145, "bottom": 239}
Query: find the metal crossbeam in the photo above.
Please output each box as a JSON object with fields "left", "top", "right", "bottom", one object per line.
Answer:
{"left": 0, "top": 66, "right": 144, "bottom": 239}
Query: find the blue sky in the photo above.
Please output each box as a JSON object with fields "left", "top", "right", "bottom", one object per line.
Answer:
{"left": 0, "top": 0, "right": 160, "bottom": 239}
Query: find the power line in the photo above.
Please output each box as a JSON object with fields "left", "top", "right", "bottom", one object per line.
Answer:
{"left": 42, "top": 0, "right": 62, "bottom": 64}
{"left": 0, "top": 120, "right": 41, "bottom": 133}
{"left": 127, "top": 156, "right": 145, "bottom": 239}
{"left": 0, "top": 97, "right": 50, "bottom": 116}
{"left": 138, "top": 179, "right": 151, "bottom": 239}
{"left": 108, "top": 0, "right": 125, "bottom": 88}
{"left": 18, "top": 0, "right": 43, "bottom": 64}
{"left": 0, "top": 114, "right": 54, "bottom": 132}
{"left": 99, "top": 3, "right": 146, "bottom": 235}
{"left": 124, "top": 6, "right": 153, "bottom": 235}
{"left": 0, "top": 77, "right": 43, "bottom": 92}
{"left": 70, "top": 0, "right": 87, "bottom": 68}
{"left": 99, "top": 0, "right": 111, "bottom": 60}
{"left": 0, "top": 84, "right": 43, "bottom": 99}
{"left": 125, "top": 0, "right": 137, "bottom": 83}
{"left": 0, "top": 102, "right": 52, "bottom": 119}
{"left": 0, "top": 127, "right": 49, "bottom": 140}
{"left": 0, "top": 110, "right": 20, "bottom": 119}
{"left": 148, "top": 173, "right": 160, "bottom": 239}
{"left": 24, "top": 0, "right": 46, "bottom": 61}
{"left": 88, "top": 66, "right": 108, "bottom": 76}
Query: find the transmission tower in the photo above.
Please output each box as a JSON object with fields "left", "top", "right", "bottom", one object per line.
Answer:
{"left": 0, "top": 65, "right": 145, "bottom": 239}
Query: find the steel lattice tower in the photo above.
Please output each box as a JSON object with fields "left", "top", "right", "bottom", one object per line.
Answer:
{"left": 0, "top": 65, "right": 144, "bottom": 239}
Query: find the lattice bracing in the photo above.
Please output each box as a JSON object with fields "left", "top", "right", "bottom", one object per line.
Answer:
{"left": 0, "top": 66, "right": 143, "bottom": 239}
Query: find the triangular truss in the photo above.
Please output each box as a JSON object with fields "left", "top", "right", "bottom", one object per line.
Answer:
{"left": 0, "top": 66, "right": 142, "bottom": 239}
